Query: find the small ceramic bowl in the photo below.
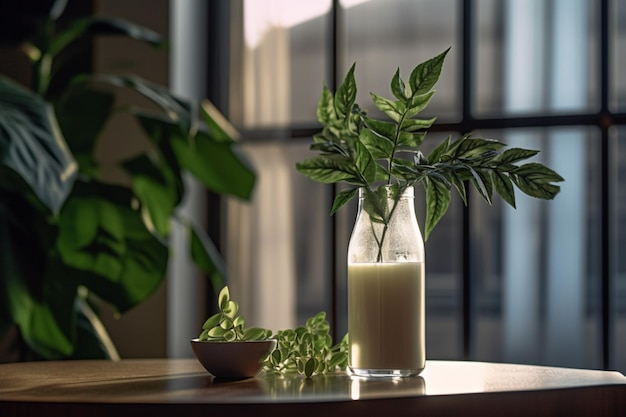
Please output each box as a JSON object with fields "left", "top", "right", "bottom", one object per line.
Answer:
{"left": 190, "top": 338, "right": 277, "bottom": 379}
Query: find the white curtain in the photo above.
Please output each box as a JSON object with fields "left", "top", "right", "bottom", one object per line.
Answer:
{"left": 226, "top": 144, "right": 297, "bottom": 331}
{"left": 225, "top": 4, "right": 296, "bottom": 330}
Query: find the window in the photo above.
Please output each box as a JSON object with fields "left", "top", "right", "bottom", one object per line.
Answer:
{"left": 207, "top": 0, "right": 626, "bottom": 373}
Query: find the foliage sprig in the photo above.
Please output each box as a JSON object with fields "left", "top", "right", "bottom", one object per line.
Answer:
{"left": 295, "top": 48, "right": 564, "bottom": 240}
{"left": 263, "top": 312, "right": 348, "bottom": 377}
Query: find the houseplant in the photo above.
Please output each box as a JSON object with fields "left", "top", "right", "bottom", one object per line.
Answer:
{"left": 0, "top": 0, "right": 254, "bottom": 360}
{"left": 194, "top": 286, "right": 348, "bottom": 378}
{"left": 296, "top": 48, "right": 563, "bottom": 376}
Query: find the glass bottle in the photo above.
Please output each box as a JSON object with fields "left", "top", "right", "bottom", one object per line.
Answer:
{"left": 347, "top": 185, "right": 425, "bottom": 377}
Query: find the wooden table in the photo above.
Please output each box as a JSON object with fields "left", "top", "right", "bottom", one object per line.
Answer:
{"left": 0, "top": 359, "right": 625, "bottom": 417}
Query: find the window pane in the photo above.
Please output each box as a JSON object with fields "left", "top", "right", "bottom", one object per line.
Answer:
{"left": 474, "top": 0, "right": 599, "bottom": 116}
{"left": 613, "top": 127, "right": 626, "bottom": 374}
{"left": 611, "top": 0, "right": 626, "bottom": 111}
{"left": 232, "top": 0, "right": 331, "bottom": 129}
{"left": 341, "top": 0, "right": 460, "bottom": 122}
{"left": 470, "top": 127, "right": 602, "bottom": 369}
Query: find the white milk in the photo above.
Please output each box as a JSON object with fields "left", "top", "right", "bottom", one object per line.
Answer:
{"left": 348, "top": 261, "right": 425, "bottom": 374}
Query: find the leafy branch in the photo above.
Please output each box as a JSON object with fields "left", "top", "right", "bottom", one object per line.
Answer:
{"left": 295, "top": 48, "right": 564, "bottom": 241}
{"left": 263, "top": 312, "right": 348, "bottom": 377}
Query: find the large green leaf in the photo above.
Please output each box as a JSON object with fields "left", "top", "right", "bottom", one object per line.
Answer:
{"left": 0, "top": 198, "right": 76, "bottom": 359}
{"left": 94, "top": 74, "right": 194, "bottom": 136}
{"left": 56, "top": 181, "right": 168, "bottom": 313}
{"left": 0, "top": 76, "right": 77, "bottom": 214}
{"left": 200, "top": 100, "right": 239, "bottom": 143}
{"left": 55, "top": 81, "right": 115, "bottom": 175}
{"left": 49, "top": 16, "right": 163, "bottom": 57}
{"left": 136, "top": 111, "right": 255, "bottom": 200}
{"left": 187, "top": 220, "right": 227, "bottom": 293}
{"left": 172, "top": 128, "right": 256, "bottom": 200}
{"left": 123, "top": 154, "right": 180, "bottom": 238}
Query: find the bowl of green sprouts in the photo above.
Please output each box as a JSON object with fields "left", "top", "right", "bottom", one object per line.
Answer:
{"left": 192, "top": 286, "right": 348, "bottom": 379}
{"left": 191, "top": 286, "right": 275, "bottom": 379}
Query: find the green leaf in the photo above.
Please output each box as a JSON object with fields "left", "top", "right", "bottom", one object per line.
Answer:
{"left": 94, "top": 74, "right": 194, "bottom": 136}
{"left": 219, "top": 317, "right": 234, "bottom": 330}
{"left": 171, "top": 126, "right": 256, "bottom": 200}
{"left": 199, "top": 329, "right": 210, "bottom": 341}
{"left": 469, "top": 167, "right": 493, "bottom": 204}
{"left": 223, "top": 300, "right": 239, "bottom": 318}
{"left": 317, "top": 85, "right": 336, "bottom": 125}
{"left": 218, "top": 286, "right": 230, "bottom": 311}
{"left": 223, "top": 329, "right": 237, "bottom": 341}
{"left": 359, "top": 127, "right": 394, "bottom": 160}
{"left": 202, "top": 313, "right": 222, "bottom": 330}
{"left": 331, "top": 187, "right": 359, "bottom": 215}
{"left": 0, "top": 76, "right": 78, "bottom": 214}
{"left": 122, "top": 154, "right": 179, "bottom": 237}
{"left": 304, "top": 357, "right": 318, "bottom": 377}
{"left": 455, "top": 137, "right": 506, "bottom": 159}
{"left": 335, "top": 63, "right": 357, "bottom": 120}
{"left": 233, "top": 316, "right": 245, "bottom": 328}
{"left": 271, "top": 348, "right": 282, "bottom": 364}
{"left": 496, "top": 147, "right": 539, "bottom": 165}
{"left": 56, "top": 182, "right": 167, "bottom": 313}
{"left": 401, "top": 117, "right": 436, "bottom": 132}
{"left": 1, "top": 257, "right": 76, "bottom": 358}
{"left": 49, "top": 16, "right": 163, "bottom": 57}
{"left": 296, "top": 155, "right": 363, "bottom": 185}
{"left": 449, "top": 172, "right": 468, "bottom": 205}
{"left": 243, "top": 327, "right": 269, "bottom": 341}
{"left": 354, "top": 140, "right": 377, "bottom": 183}
{"left": 136, "top": 108, "right": 255, "bottom": 199}
{"left": 370, "top": 93, "right": 402, "bottom": 122}
{"left": 133, "top": 111, "right": 185, "bottom": 196}
{"left": 364, "top": 117, "right": 396, "bottom": 142}
{"left": 408, "top": 47, "right": 450, "bottom": 96}
{"left": 492, "top": 171, "right": 516, "bottom": 208}
{"left": 200, "top": 100, "right": 239, "bottom": 143}
{"left": 510, "top": 163, "right": 563, "bottom": 200}
{"left": 397, "top": 131, "right": 426, "bottom": 149}
{"left": 427, "top": 135, "right": 451, "bottom": 163}
{"left": 391, "top": 158, "right": 418, "bottom": 180}
{"left": 390, "top": 68, "right": 407, "bottom": 101}
{"left": 208, "top": 326, "right": 227, "bottom": 338}
{"left": 55, "top": 81, "right": 114, "bottom": 175}
{"left": 405, "top": 91, "right": 435, "bottom": 118}
{"left": 424, "top": 178, "right": 451, "bottom": 240}
{"left": 188, "top": 220, "right": 227, "bottom": 293}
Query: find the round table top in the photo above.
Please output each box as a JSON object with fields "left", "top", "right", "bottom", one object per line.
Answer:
{"left": 0, "top": 359, "right": 625, "bottom": 417}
